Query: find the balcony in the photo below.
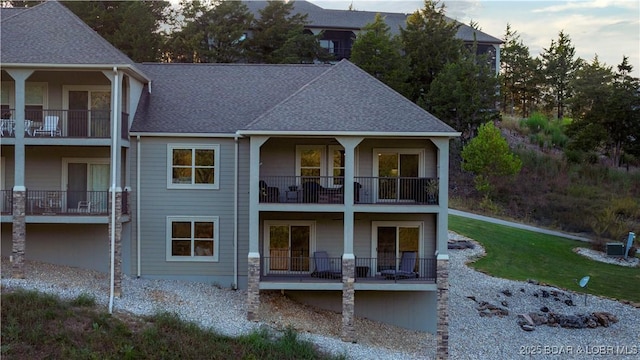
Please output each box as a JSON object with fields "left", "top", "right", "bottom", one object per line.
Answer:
{"left": 260, "top": 255, "right": 436, "bottom": 283}
{"left": 0, "top": 109, "right": 129, "bottom": 139}
{"left": 259, "top": 176, "right": 439, "bottom": 205}
{"left": 0, "top": 190, "right": 130, "bottom": 216}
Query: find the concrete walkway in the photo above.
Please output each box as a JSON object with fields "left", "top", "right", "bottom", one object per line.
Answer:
{"left": 449, "top": 209, "right": 592, "bottom": 242}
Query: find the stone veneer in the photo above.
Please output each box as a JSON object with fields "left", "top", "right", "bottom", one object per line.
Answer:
{"left": 436, "top": 259, "right": 449, "bottom": 360}
{"left": 247, "top": 255, "right": 261, "bottom": 321}
{"left": 108, "top": 190, "right": 123, "bottom": 296}
{"left": 341, "top": 256, "right": 356, "bottom": 342}
{"left": 11, "top": 190, "right": 26, "bottom": 279}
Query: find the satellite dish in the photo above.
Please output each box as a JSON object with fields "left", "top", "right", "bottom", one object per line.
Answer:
{"left": 579, "top": 276, "right": 590, "bottom": 288}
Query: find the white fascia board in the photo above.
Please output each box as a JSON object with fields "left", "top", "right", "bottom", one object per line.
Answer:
{"left": 236, "top": 130, "right": 461, "bottom": 138}
{"left": 0, "top": 63, "right": 151, "bottom": 82}
{"left": 129, "top": 132, "right": 239, "bottom": 138}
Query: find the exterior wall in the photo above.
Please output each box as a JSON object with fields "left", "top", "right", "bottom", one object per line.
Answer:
{"left": 132, "top": 137, "right": 241, "bottom": 287}
{"left": 0, "top": 223, "right": 110, "bottom": 272}
{"left": 357, "top": 138, "right": 438, "bottom": 178}
{"left": 23, "top": 147, "right": 110, "bottom": 190}
{"left": 1, "top": 146, "right": 15, "bottom": 189}
{"left": 353, "top": 213, "right": 437, "bottom": 258}
{"left": 285, "top": 290, "right": 437, "bottom": 333}
{"left": 1, "top": 223, "right": 12, "bottom": 255}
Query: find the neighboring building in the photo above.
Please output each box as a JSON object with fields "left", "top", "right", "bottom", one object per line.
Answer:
{"left": 244, "top": 0, "right": 503, "bottom": 73}
{"left": 0, "top": 1, "right": 459, "bottom": 355}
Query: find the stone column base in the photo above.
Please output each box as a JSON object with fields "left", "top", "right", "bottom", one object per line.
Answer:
{"left": 341, "top": 256, "right": 355, "bottom": 342}
{"left": 436, "top": 259, "right": 449, "bottom": 360}
{"left": 12, "top": 190, "right": 26, "bottom": 279}
{"left": 247, "top": 255, "right": 261, "bottom": 321}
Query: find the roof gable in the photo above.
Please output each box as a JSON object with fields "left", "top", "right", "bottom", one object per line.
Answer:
{"left": 244, "top": 60, "right": 456, "bottom": 133}
{"left": 0, "top": 1, "right": 135, "bottom": 65}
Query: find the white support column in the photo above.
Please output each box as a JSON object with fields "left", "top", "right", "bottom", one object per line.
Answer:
{"left": 431, "top": 138, "right": 450, "bottom": 257}
{"left": 5, "top": 69, "right": 34, "bottom": 187}
{"left": 247, "top": 135, "right": 268, "bottom": 321}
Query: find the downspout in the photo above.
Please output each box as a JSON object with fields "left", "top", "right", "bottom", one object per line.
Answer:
{"left": 108, "top": 67, "right": 119, "bottom": 314}
{"left": 136, "top": 135, "right": 141, "bottom": 277}
{"left": 233, "top": 134, "right": 239, "bottom": 289}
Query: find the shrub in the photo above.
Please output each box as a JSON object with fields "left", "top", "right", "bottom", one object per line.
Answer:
{"left": 521, "top": 112, "right": 549, "bottom": 133}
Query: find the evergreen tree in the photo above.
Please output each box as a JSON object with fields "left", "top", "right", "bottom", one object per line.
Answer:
{"left": 350, "top": 13, "right": 410, "bottom": 97}
{"left": 541, "top": 30, "right": 580, "bottom": 119}
{"left": 427, "top": 46, "right": 499, "bottom": 141}
{"left": 62, "top": 1, "right": 172, "bottom": 62}
{"left": 246, "top": 0, "right": 310, "bottom": 64}
{"left": 400, "top": 0, "right": 463, "bottom": 104}
{"left": 166, "top": 0, "right": 252, "bottom": 63}
{"left": 500, "top": 24, "right": 542, "bottom": 117}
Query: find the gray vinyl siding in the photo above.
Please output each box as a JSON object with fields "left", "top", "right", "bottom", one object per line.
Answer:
{"left": 357, "top": 138, "right": 438, "bottom": 178}
{"left": 134, "top": 137, "right": 239, "bottom": 285}
{"left": 4, "top": 223, "right": 109, "bottom": 272}
{"left": 23, "top": 147, "right": 110, "bottom": 190}
{"left": 1, "top": 147, "right": 15, "bottom": 189}
{"left": 285, "top": 290, "right": 437, "bottom": 332}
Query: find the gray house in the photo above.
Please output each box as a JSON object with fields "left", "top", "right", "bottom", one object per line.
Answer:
{"left": 1, "top": 1, "right": 459, "bottom": 355}
{"left": 244, "top": 0, "right": 502, "bottom": 72}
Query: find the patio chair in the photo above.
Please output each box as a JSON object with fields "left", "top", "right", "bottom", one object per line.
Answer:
{"left": 381, "top": 251, "right": 418, "bottom": 279}
{"left": 33, "top": 116, "right": 61, "bottom": 137}
{"left": 259, "top": 180, "right": 279, "bottom": 202}
{"left": 311, "top": 251, "right": 341, "bottom": 279}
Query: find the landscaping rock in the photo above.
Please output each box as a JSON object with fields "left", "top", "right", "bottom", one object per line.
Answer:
{"left": 501, "top": 289, "right": 513, "bottom": 297}
{"left": 517, "top": 312, "right": 619, "bottom": 330}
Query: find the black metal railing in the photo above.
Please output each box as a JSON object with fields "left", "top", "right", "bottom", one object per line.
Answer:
{"left": 260, "top": 255, "right": 343, "bottom": 281}
{"left": 258, "top": 176, "right": 438, "bottom": 205}
{"left": 1, "top": 190, "right": 12, "bottom": 215}
{"left": 25, "top": 190, "right": 109, "bottom": 215}
{"left": 0, "top": 109, "right": 129, "bottom": 139}
{"left": 354, "top": 177, "right": 439, "bottom": 205}
{"left": 259, "top": 176, "right": 347, "bottom": 204}
{"left": 355, "top": 257, "right": 437, "bottom": 283}
{"left": 259, "top": 255, "right": 436, "bottom": 283}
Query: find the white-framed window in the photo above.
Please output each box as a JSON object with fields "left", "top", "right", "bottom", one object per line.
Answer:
{"left": 373, "top": 148, "right": 425, "bottom": 201}
{"left": 371, "top": 221, "right": 423, "bottom": 272}
{"left": 263, "top": 220, "right": 316, "bottom": 273}
{"left": 167, "top": 144, "right": 220, "bottom": 189}
{"left": 296, "top": 145, "right": 352, "bottom": 188}
{"left": 61, "top": 158, "right": 110, "bottom": 212}
{"left": 166, "top": 216, "right": 219, "bottom": 262}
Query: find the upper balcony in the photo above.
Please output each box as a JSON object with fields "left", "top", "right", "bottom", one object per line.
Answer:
{"left": 0, "top": 109, "right": 129, "bottom": 141}
{"left": 259, "top": 176, "right": 439, "bottom": 206}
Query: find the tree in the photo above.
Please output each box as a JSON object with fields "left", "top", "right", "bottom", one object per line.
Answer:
{"left": 541, "top": 30, "right": 580, "bottom": 119}
{"left": 62, "top": 1, "right": 172, "bottom": 62}
{"left": 166, "top": 0, "right": 252, "bottom": 63}
{"left": 426, "top": 45, "right": 499, "bottom": 141}
{"left": 350, "top": 13, "right": 410, "bottom": 97}
{"left": 461, "top": 122, "right": 522, "bottom": 196}
{"left": 245, "top": 0, "right": 312, "bottom": 64}
{"left": 500, "top": 24, "right": 543, "bottom": 117}
{"left": 567, "top": 56, "right": 640, "bottom": 166}
{"left": 400, "top": 0, "right": 463, "bottom": 104}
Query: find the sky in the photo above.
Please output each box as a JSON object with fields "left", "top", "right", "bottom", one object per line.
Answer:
{"left": 309, "top": 0, "right": 640, "bottom": 78}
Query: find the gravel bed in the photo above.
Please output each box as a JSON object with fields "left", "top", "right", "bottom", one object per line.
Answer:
{"left": 2, "top": 232, "right": 639, "bottom": 360}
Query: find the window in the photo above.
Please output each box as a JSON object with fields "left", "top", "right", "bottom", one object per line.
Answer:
{"left": 62, "top": 158, "right": 109, "bottom": 213}
{"left": 296, "top": 145, "right": 349, "bottom": 188}
{"left": 264, "top": 221, "right": 315, "bottom": 273}
{"left": 372, "top": 221, "right": 422, "bottom": 272}
{"left": 166, "top": 216, "right": 219, "bottom": 262}
{"left": 373, "top": 148, "right": 425, "bottom": 201}
{"left": 25, "top": 83, "right": 47, "bottom": 123}
{"left": 167, "top": 144, "right": 219, "bottom": 189}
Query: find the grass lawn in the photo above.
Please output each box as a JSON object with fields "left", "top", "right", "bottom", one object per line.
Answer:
{"left": 449, "top": 215, "right": 640, "bottom": 304}
{"left": 1, "top": 289, "right": 345, "bottom": 360}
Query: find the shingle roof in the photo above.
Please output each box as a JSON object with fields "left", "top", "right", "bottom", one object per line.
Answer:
{"left": 131, "top": 63, "right": 331, "bottom": 134}
{"left": 0, "top": 1, "right": 135, "bottom": 65}
{"left": 244, "top": 60, "right": 456, "bottom": 133}
{"left": 243, "top": 0, "right": 501, "bottom": 43}
{"left": 131, "top": 60, "right": 456, "bottom": 135}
